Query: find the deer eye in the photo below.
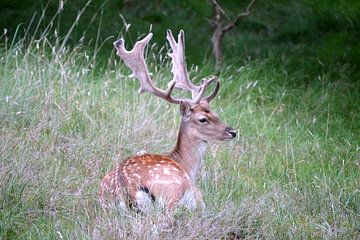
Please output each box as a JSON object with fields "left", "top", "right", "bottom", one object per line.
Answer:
{"left": 198, "top": 117, "right": 209, "bottom": 124}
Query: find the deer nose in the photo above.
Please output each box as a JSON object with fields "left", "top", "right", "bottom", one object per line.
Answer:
{"left": 226, "top": 127, "right": 236, "bottom": 138}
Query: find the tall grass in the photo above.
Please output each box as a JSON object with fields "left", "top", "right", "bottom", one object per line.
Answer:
{"left": 1, "top": 9, "right": 360, "bottom": 240}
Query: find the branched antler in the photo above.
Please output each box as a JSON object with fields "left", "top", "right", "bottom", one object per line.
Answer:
{"left": 114, "top": 30, "right": 220, "bottom": 104}
{"left": 211, "top": 0, "right": 256, "bottom": 70}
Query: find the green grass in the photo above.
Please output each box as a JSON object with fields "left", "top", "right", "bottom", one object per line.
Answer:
{"left": 1, "top": 1, "right": 360, "bottom": 237}
{"left": 1, "top": 32, "right": 359, "bottom": 239}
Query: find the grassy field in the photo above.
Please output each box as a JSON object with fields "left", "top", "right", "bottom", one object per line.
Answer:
{"left": 1, "top": 1, "right": 360, "bottom": 239}
{"left": 1, "top": 33, "right": 359, "bottom": 239}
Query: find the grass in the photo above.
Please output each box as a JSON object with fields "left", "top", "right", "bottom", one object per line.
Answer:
{"left": 1, "top": 35, "right": 359, "bottom": 239}
{"left": 1, "top": 3, "right": 360, "bottom": 239}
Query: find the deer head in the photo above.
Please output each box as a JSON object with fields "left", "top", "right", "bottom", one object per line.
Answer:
{"left": 179, "top": 100, "right": 236, "bottom": 142}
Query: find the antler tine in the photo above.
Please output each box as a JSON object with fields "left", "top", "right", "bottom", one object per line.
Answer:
{"left": 114, "top": 33, "right": 180, "bottom": 104}
{"left": 193, "top": 76, "right": 220, "bottom": 103}
{"left": 167, "top": 30, "right": 220, "bottom": 103}
{"left": 202, "top": 77, "right": 220, "bottom": 102}
{"left": 166, "top": 29, "right": 201, "bottom": 99}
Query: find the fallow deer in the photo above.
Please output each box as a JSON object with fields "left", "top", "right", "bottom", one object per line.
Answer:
{"left": 99, "top": 30, "right": 236, "bottom": 212}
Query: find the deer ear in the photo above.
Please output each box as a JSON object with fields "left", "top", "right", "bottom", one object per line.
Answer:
{"left": 180, "top": 101, "right": 191, "bottom": 121}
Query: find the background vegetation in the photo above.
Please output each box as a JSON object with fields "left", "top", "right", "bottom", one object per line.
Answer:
{"left": 0, "top": 0, "right": 359, "bottom": 239}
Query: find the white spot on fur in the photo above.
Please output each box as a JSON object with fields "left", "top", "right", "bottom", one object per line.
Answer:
{"left": 172, "top": 177, "right": 182, "bottom": 184}
{"left": 133, "top": 173, "right": 141, "bottom": 179}
{"left": 163, "top": 168, "right": 171, "bottom": 175}
{"left": 153, "top": 179, "right": 180, "bottom": 184}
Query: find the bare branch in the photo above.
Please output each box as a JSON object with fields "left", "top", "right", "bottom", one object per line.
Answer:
{"left": 212, "top": 0, "right": 230, "bottom": 21}
{"left": 210, "top": 0, "right": 256, "bottom": 70}
{"left": 223, "top": 0, "right": 256, "bottom": 32}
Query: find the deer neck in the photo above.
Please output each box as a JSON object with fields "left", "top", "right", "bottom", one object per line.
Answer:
{"left": 168, "top": 123, "right": 208, "bottom": 183}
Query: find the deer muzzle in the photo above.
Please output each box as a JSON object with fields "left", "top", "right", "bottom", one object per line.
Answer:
{"left": 225, "top": 126, "right": 236, "bottom": 139}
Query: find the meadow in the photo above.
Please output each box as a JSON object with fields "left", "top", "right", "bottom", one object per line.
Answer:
{"left": 1, "top": 1, "right": 360, "bottom": 239}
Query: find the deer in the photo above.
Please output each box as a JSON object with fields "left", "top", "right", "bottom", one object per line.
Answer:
{"left": 99, "top": 29, "right": 236, "bottom": 212}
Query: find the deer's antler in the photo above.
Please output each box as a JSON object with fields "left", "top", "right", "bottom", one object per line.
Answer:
{"left": 114, "top": 30, "right": 220, "bottom": 104}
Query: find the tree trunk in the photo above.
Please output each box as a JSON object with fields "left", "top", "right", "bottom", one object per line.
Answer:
{"left": 211, "top": 29, "right": 224, "bottom": 72}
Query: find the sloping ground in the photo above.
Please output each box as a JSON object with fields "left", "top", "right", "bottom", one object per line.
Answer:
{"left": 0, "top": 33, "right": 359, "bottom": 238}
{"left": 0, "top": 0, "right": 359, "bottom": 239}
